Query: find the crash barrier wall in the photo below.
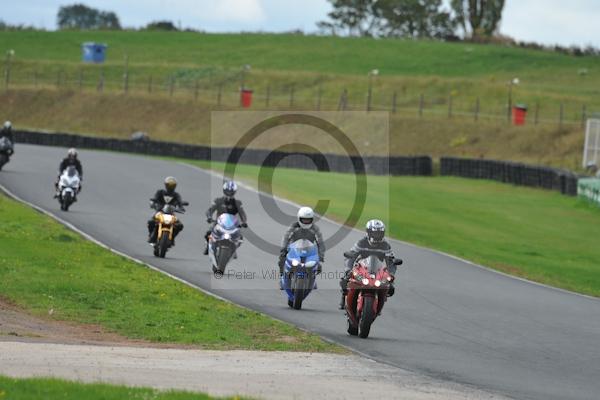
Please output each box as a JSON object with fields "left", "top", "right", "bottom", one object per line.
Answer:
{"left": 440, "top": 157, "right": 578, "bottom": 196}
{"left": 14, "top": 130, "right": 433, "bottom": 176}
{"left": 577, "top": 178, "right": 600, "bottom": 205}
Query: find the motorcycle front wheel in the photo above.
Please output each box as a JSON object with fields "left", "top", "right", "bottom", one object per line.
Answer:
{"left": 359, "top": 296, "right": 375, "bottom": 338}
{"left": 158, "top": 233, "right": 170, "bottom": 258}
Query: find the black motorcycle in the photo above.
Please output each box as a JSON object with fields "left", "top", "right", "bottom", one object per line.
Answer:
{"left": 0, "top": 137, "right": 14, "bottom": 171}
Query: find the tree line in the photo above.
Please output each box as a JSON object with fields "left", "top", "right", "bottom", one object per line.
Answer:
{"left": 56, "top": 4, "right": 181, "bottom": 31}
{"left": 317, "top": 0, "right": 506, "bottom": 40}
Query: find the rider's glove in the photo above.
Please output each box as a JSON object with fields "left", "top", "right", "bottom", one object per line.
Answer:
{"left": 207, "top": 218, "right": 213, "bottom": 223}
{"left": 241, "top": 222, "right": 248, "bottom": 228}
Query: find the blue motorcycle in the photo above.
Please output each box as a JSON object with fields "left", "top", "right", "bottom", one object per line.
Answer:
{"left": 281, "top": 239, "right": 319, "bottom": 310}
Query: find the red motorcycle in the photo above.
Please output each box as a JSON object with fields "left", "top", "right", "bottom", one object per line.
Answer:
{"left": 344, "top": 252, "right": 402, "bottom": 338}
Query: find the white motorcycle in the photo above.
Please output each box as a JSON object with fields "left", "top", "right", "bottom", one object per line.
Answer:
{"left": 208, "top": 213, "right": 243, "bottom": 274}
{"left": 57, "top": 166, "right": 81, "bottom": 211}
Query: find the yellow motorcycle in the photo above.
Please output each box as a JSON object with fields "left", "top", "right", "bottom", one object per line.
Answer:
{"left": 152, "top": 203, "right": 187, "bottom": 258}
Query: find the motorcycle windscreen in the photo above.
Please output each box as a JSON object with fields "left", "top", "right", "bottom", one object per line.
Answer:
{"left": 360, "top": 255, "right": 386, "bottom": 274}
{"left": 287, "top": 239, "right": 318, "bottom": 260}
{"left": 217, "top": 213, "right": 239, "bottom": 230}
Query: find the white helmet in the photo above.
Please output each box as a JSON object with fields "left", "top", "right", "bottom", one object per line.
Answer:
{"left": 67, "top": 148, "right": 78, "bottom": 158}
{"left": 297, "top": 206, "right": 314, "bottom": 229}
{"left": 3, "top": 121, "right": 11, "bottom": 129}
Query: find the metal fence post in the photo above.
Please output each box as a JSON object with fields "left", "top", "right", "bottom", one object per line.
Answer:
{"left": 392, "top": 91, "right": 397, "bottom": 114}
{"left": 316, "top": 83, "right": 322, "bottom": 111}
{"left": 97, "top": 69, "right": 104, "bottom": 93}
{"left": 266, "top": 85, "right": 270, "bottom": 108}
{"left": 581, "top": 104, "right": 587, "bottom": 128}
{"left": 123, "top": 54, "right": 129, "bottom": 94}
{"left": 289, "top": 84, "right": 295, "bottom": 108}
{"left": 559, "top": 103, "right": 564, "bottom": 129}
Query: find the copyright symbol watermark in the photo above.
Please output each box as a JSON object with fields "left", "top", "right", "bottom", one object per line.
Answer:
{"left": 209, "top": 111, "right": 390, "bottom": 289}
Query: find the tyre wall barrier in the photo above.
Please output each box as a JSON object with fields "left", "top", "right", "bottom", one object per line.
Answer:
{"left": 14, "top": 130, "right": 433, "bottom": 176}
{"left": 440, "top": 157, "right": 578, "bottom": 196}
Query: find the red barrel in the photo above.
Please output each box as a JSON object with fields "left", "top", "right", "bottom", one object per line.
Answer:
{"left": 512, "top": 104, "right": 528, "bottom": 125}
{"left": 240, "top": 89, "right": 253, "bottom": 108}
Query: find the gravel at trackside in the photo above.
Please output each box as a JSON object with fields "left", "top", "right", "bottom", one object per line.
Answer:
{"left": 0, "top": 341, "right": 509, "bottom": 400}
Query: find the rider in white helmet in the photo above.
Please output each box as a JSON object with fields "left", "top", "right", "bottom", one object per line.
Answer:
{"left": 339, "top": 219, "right": 402, "bottom": 308}
{"left": 278, "top": 206, "right": 325, "bottom": 287}
{"left": 1, "top": 121, "right": 14, "bottom": 142}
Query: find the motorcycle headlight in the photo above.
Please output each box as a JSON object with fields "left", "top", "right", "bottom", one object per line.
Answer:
{"left": 291, "top": 259, "right": 300, "bottom": 267}
{"left": 223, "top": 233, "right": 231, "bottom": 240}
{"left": 374, "top": 280, "right": 381, "bottom": 287}
{"left": 362, "top": 278, "right": 369, "bottom": 286}
{"left": 162, "top": 215, "right": 173, "bottom": 224}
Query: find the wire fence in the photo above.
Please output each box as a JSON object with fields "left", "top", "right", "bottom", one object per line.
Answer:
{"left": 2, "top": 62, "right": 592, "bottom": 129}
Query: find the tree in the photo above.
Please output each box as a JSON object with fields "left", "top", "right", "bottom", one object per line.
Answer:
{"left": 451, "top": 0, "right": 505, "bottom": 38}
{"left": 145, "top": 21, "right": 179, "bottom": 31}
{"left": 57, "top": 3, "right": 121, "bottom": 30}
{"left": 318, "top": 0, "right": 455, "bottom": 39}
{"left": 317, "top": 0, "right": 382, "bottom": 37}
{"left": 378, "top": 0, "right": 454, "bottom": 39}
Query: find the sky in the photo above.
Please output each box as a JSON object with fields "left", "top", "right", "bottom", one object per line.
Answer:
{"left": 2, "top": 0, "right": 600, "bottom": 47}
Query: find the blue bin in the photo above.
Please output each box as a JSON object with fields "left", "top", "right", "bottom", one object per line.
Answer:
{"left": 82, "top": 42, "right": 107, "bottom": 63}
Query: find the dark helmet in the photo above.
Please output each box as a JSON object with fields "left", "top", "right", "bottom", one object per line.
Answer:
{"left": 223, "top": 180, "right": 237, "bottom": 197}
{"left": 164, "top": 176, "right": 177, "bottom": 192}
{"left": 366, "top": 219, "right": 385, "bottom": 244}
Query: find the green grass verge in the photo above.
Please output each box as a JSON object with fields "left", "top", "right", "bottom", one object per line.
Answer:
{"left": 0, "top": 375, "right": 244, "bottom": 400}
{"left": 0, "top": 194, "right": 342, "bottom": 352}
{"left": 193, "top": 160, "right": 600, "bottom": 297}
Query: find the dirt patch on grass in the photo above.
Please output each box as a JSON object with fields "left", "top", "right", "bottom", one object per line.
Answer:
{"left": 0, "top": 297, "right": 190, "bottom": 348}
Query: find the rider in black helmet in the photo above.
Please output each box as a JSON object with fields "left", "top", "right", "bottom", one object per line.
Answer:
{"left": 54, "top": 148, "right": 83, "bottom": 197}
{"left": 147, "top": 176, "right": 186, "bottom": 244}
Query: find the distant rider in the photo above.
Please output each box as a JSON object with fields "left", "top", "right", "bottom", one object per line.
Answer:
{"left": 0, "top": 121, "right": 15, "bottom": 144}
{"left": 147, "top": 176, "right": 186, "bottom": 244}
{"left": 339, "top": 219, "right": 401, "bottom": 309}
{"left": 55, "top": 148, "right": 83, "bottom": 197}
{"left": 278, "top": 206, "right": 325, "bottom": 288}
{"left": 203, "top": 181, "right": 248, "bottom": 255}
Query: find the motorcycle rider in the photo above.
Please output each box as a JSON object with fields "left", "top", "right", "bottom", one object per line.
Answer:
{"left": 55, "top": 148, "right": 83, "bottom": 197}
{"left": 339, "top": 219, "right": 401, "bottom": 309}
{"left": 278, "top": 206, "right": 325, "bottom": 288}
{"left": 203, "top": 180, "right": 248, "bottom": 255}
{"left": 1, "top": 121, "right": 14, "bottom": 144}
{"left": 147, "top": 176, "right": 186, "bottom": 244}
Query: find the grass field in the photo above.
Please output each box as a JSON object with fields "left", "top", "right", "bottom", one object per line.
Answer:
{"left": 0, "top": 30, "right": 596, "bottom": 169}
{"left": 0, "top": 375, "right": 240, "bottom": 400}
{"left": 0, "top": 194, "right": 341, "bottom": 352}
{"left": 193, "top": 160, "right": 600, "bottom": 297}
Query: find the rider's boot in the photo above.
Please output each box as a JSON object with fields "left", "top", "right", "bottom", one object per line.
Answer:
{"left": 339, "top": 292, "right": 347, "bottom": 310}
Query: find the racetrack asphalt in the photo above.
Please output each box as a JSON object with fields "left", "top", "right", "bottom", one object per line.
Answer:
{"left": 1, "top": 144, "right": 599, "bottom": 400}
